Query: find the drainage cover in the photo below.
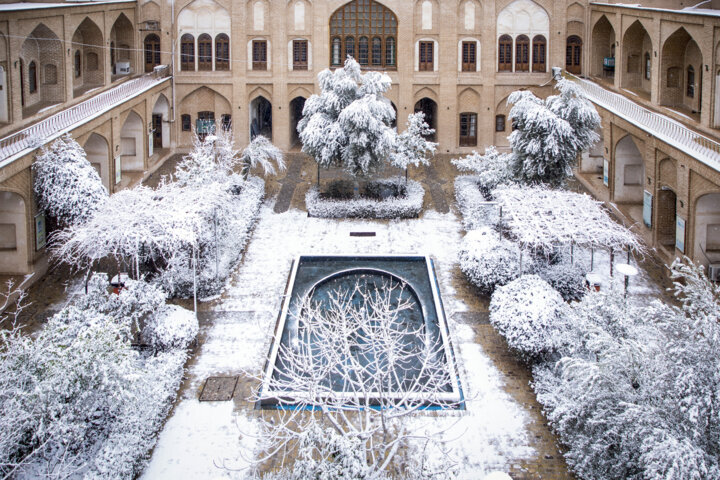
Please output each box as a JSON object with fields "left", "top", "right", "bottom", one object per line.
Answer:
{"left": 200, "top": 376, "right": 239, "bottom": 402}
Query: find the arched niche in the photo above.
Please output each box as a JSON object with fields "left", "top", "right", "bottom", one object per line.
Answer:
{"left": 591, "top": 16, "right": 615, "bottom": 78}
{"left": 613, "top": 135, "right": 644, "bottom": 204}
{"left": 72, "top": 17, "right": 104, "bottom": 95}
{"left": 83, "top": 133, "right": 110, "bottom": 192}
{"left": 0, "top": 191, "right": 28, "bottom": 274}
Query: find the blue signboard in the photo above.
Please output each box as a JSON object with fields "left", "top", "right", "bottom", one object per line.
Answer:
{"left": 676, "top": 216, "right": 685, "bottom": 253}
{"left": 643, "top": 190, "right": 652, "bottom": 228}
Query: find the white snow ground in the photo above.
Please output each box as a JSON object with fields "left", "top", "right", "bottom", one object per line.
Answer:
{"left": 142, "top": 203, "right": 535, "bottom": 479}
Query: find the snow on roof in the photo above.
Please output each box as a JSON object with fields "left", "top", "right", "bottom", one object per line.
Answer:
{"left": 590, "top": 1, "right": 720, "bottom": 18}
{"left": 0, "top": 0, "right": 134, "bottom": 12}
{"left": 493, "top": 185, "right": 644, "bottom": 252}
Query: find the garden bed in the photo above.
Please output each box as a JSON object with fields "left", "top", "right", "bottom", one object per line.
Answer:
{"left": 305, "top": 177, "right": 424, "bottom": 219}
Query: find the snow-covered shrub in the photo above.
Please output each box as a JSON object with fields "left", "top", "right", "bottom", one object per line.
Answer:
{"left": 239, "top": 135, "right": 285, "bottom": 180}
{"left": 298, "top": 57, "right": 396, "bottom": 177}
{"left": 306, "top": 177, "right": 423, "bottom": 219}
{"left": 490, "top": 275, "right": 569, "bottom": 360}
{"left": 458, "top": 227, "right": 529, "bottom": 295}
{"left": 75, "top": 273, "right": 166, "bottom": 332}
{"left": 536, "top": 261, "right": 588, "bottom": 302}
{"left": 452, "top": 147, "right": 514, "bottom": 198}
{"left": 33, "top": 134, "right": 108, "bottom": 229}
{"left": 143, "top": 304, "right": 198, "bottom": 351}
{"left": 454, "top": 176, "right": 500, "bottom": 230}
{"left": 365, "top": 179, "right": 406, "bottom": 200}
{"left": 533, "top": 260, "right": 720, "bottom": 480}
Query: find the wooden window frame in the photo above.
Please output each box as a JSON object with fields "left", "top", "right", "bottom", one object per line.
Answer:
{"left": 644, "top": 52, "right": 651, "bottom": 81}
{"left": 215, "top": 34, "right": 229, "bottom": 71}
{"left": 532, "top": 35, "right": 546, "bottom": 73}
{"left": 515, "top": 35, "right": 529, "bottom": 72}
{"left": 181, "top": 114, "right": 191, "bottom": 131}
{"left": 565, "top": 35, "right": 582, "bottom": 74}
{"left": 328, "top": 0, "right": 398, "bottom": 70}
{"left": 74, "top": 50, "right": 81, "bottom": 78}
{"left": 498, "top": 34, "right": 512, "bottom": 71}
{"left": 419, "top": 41, "right": 434, "bottom": 71}
{"left": 462, "top": 41, "right": 476, "bottom": 72}
{"left": 495, "top": 114, "right": 506, "bottom": 132}
{"left": 459, "top": 112, "right": 477, "bottom": 146}
{"left": 198, "top": 33, "right": 213, "bottom": 71}
{"left": 180, "top": 34, "right": 195, "bottom": 71}
{"left": 687, "top": 65, "right": 695, "bottom": 98}
{"left": 28, "top": 61, "right": 37, "bottom": 93}
{"left": 293, "top": 39, "right": 308, "bottom": 70}
{"left": 145, "top": 34, "right": 161, "bottom": 73}
{"left": 252, "top": 40, "right": 268, "bottom": 70}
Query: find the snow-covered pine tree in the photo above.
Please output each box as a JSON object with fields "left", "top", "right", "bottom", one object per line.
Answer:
{"left": 507, "top": 79, "right": 600, "bottom": 188}
{"left": 33, "top": 134, "right": 108, "bottom": 229}
{"left": 390, "top": 112, "right": 437, "bottom": 180}
{"left": 297, "top": 57, "right": 396, "bottom": 178}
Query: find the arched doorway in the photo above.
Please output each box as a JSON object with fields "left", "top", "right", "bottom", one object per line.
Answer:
{"left": 120, "top": 111, "right": 144, "bottom": 172}
{"left": 289, "top": 96, "right": 306, "bottom": 148}
{"left": 613, "top": 135, "right": 644, "bottom": 206}
{"left": 657, "top": 188, "right": 677, "bottom": 248}
{"left": 110, "top": 14, "right": 135, "bottom": 77}
{"left": 20, "top": 24, "right": 65, "bottom": 115}
{"left": 660, "top": 28, "right": 702, "bottom": 114}
{"left": 414, "top": 97, "right": 437, "bottom": 141}
{"left": 591, "top": 16, "right": 615, "bottom": 78}
{"left": 151, "top": 94, "right": 170, "bottom": 152}
{"left": 0, "top": 191, "right": 28, "bottom": 274}
{"left": 83, "top": 133, "right": 110, "bottom": 192}
{"left": 71, "top": 17, "right": 104, "bottom": 97}
{"left": 566, "top": 35, "right": 582, "bottom": 75}
{"left": 621, "top": 21, "right": 652, "bottom": 95}
{"left": 250, "top": 96, "right": 272, "bottom": 141}
{"left": 694, "top": 192, "right": 720, "bottom": 269}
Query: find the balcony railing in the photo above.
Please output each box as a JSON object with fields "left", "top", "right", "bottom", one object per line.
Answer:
{"left": 566, "top": 72, "right": 720, "bottom": 172}
{"left": 0, "top": 65, "right": 171, "bottom": 164}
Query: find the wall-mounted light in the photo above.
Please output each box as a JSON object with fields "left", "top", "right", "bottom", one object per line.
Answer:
{"left": 647, "top": 177, "right": 652, "bottom": 185}
{"left": 679, "top": 200, "right": 684, "bottom": 208}
{"left": 654, "top": 51, "right": 657, "bottom": 57}
{"left": 706, "top": 64, "right": 709, "bottom": 72}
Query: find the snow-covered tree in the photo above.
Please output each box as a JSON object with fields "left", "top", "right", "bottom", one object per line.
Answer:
{"left": 251, "top": 279, "right": 459, "bottom": 477}
{"left": 452, "top": 146, "right": 514, "bottom": 197}
{"left": 532, "top": 259, "right": 720, "bottom": 480}
{"left": 33, "top": 134, "right": 108, "bottom": 229}
{"left": 239, "top": 135, "right": 285, "bottom": 180}
{"left": 390, "top": 112, "right": 437, "bottom": 179}
{"left": 507, "top": 80, "right": 600, "bottom": 187}
{"left": 298, "top": 57, "right": 396, "bottom": 177}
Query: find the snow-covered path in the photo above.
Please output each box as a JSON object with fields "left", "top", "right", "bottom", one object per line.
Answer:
{"left": 142, "top": 203, "right": 542, "bottom": 479}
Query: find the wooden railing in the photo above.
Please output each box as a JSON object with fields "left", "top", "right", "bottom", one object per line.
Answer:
{"left": 566, "top": 72, "right": 720, "bottom": 171}
{"left": 0, "top": 66, "right": 170, "bottom": 162}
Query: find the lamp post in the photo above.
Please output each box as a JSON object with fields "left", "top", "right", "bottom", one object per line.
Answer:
{"left": 616, "top": 263, "right": 638, "bottom": 298}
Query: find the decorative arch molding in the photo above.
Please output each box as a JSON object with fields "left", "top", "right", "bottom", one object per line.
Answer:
{"left": 248, "top": 86, "right": 273, "bottom": 103}
{"left": 614, "top": 133, "right": 644, "bottom": 154}
{"left": 657, "top": 157, "right": 677, "bottom": 190}
{"left": 621, "top": 18, "right": 653, "bottom": 40}
{"left": 413, "top": 86, "right": 438, "bottom": 103}
{"left": 329, "top": 0, "right": 398, "bottom": 69}
{"left": 496, "top": 0, "right": 549, "bottom": 73}
{"left": 567, "top": 1, "right": 584, "bottom": 21}
{"left": 457, "top": 0, "right": 482, "bottom": 32}
{"left": 139, "top": 1, "right": 161, "bottom": 23}
{"left": 288, "top": 86, "right": 313, "bottom": 99}
{"left": 458, "top": 87, "right": 481, "bottom": 105}
{"left": 497, "top": 0, "right": 549, "bottom": 37}
{"left": 180, "top": 85, "right": 231, "bottom": 106}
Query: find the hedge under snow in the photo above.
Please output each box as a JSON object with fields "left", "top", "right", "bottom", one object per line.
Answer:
{"left": 454, "top": 176, "right": 499, "bottom": 230}
{"left": 489, "top": 274, "right": 569, "bottom": 359}
{"left": 306, "top": 177, "right": 424, "bottom": 219}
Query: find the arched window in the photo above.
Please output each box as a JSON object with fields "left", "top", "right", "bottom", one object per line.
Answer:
{"left": 329, "top": 0, "right": 398, "bottom": 69}
{"left": 332, "top": 37, "right": 342, "bottom": 65}
{"left": 181, "top": 34, "right": 195, "bottom": 71}
{"left": 216, "top": 34, "right": 229, "bottom": 70}
{"left": 566, "top": 35, "right": 582, "bottom": 74}
{"left": 515, "top": 35, "right": 529, "bottom": 72}
{"left": 498, "top": 34, "right": 512, "bottom": 71}
{"left": 532, "top": 35, "right": 546, "bottom": 72}
{"left": 371, "top": 37, "right": 382, "bottom": 66}
{"left": 687, "top": 65, "right": 695, "bottom": 98}
{"left": 198, "top": 34, "right": 212, "bottom": 71}
{"left": 28, "top": 61, "right": 37, "bottom": 93}
{"left": 144, "top": 34, "right": 161, "bottom": 72}
{"left": 110, "top": 41, "right": 115, "bottom": 67}
{"left": 359, "top": 36, "right": 369, "bottom": 65}
{"left": 644, "top": 52, "right": 651, "bottom": 81}
{"left": 385, "top": 37, "right": 395, "bottom": 66}
{"left": 74, "top": 50, "right": 81, "bottom": 78}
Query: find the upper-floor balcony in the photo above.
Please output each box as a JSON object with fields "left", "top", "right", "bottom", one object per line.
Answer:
{"left": 568, "top": 73, "right": 720, "bottom": 174}
{"left": 0, "top": 66, "right": 170, "bottom": 166}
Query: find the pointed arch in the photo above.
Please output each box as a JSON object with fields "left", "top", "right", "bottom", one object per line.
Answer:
{"left": 329, "top": 0, "right": 398, "bottom": 69}
{"left": 83, "top": 133, "right": 110, "bottom": 191}
{"left": 591, "top": 15, "right": 615, "bottom": 78}
{"left": 20, "top": 23, "right": 64, "bottom": 112}
{"left": 622, "top": 20, "right": 653, "bottom": 93}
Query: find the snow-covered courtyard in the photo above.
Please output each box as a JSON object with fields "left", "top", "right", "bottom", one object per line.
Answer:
{"left": 141, "top": 203, "right": 567, "bottom": 479}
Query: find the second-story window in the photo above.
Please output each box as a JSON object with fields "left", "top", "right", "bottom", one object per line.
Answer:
{"left": 644, "top": 52, "right": 651, "bottom": 81}
{"left": 515, "top": 35, "right": 529, "bottom": 72}
{"left": 332, "top": 37, "right": 341, "bottom": 65}
{"left": 29, "top": 61, "right": 37, "bottom": 93}
{"left": 462, "top": 41, "right": 476, "bottom": 72}
{"left": 181, "top": 34, "right": 195, "bottom": 71}
{"left": 687, "top": 65, "right": 695, "bottom": 98}
{"left": 329, "top": 0, "right": 398, "bottom": 69}
{"left": 532, "top": 35, "right": 546, "bottom": 72}
{"left": 293, "top": 40, "right": 308, "bottom": 70}
{"left": 419, "top": 41, "right": 434, "bottom": 71}
{"left": 198, "top": 34, "right": 212, "bottom": 71}
{"left": 74, "top": 51, "right": 81, "bottom": 78}
{"left": 145, "top": 34, "right": 161, "bottom": 72}
{"left": 498, "top": 35, "right": 512, "bottom": 71}
{"left": 253, "top": 40, "right": 267, "bottom": 70}
{"left": 216, "top": 34, "right": 229, "bottom": 70}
